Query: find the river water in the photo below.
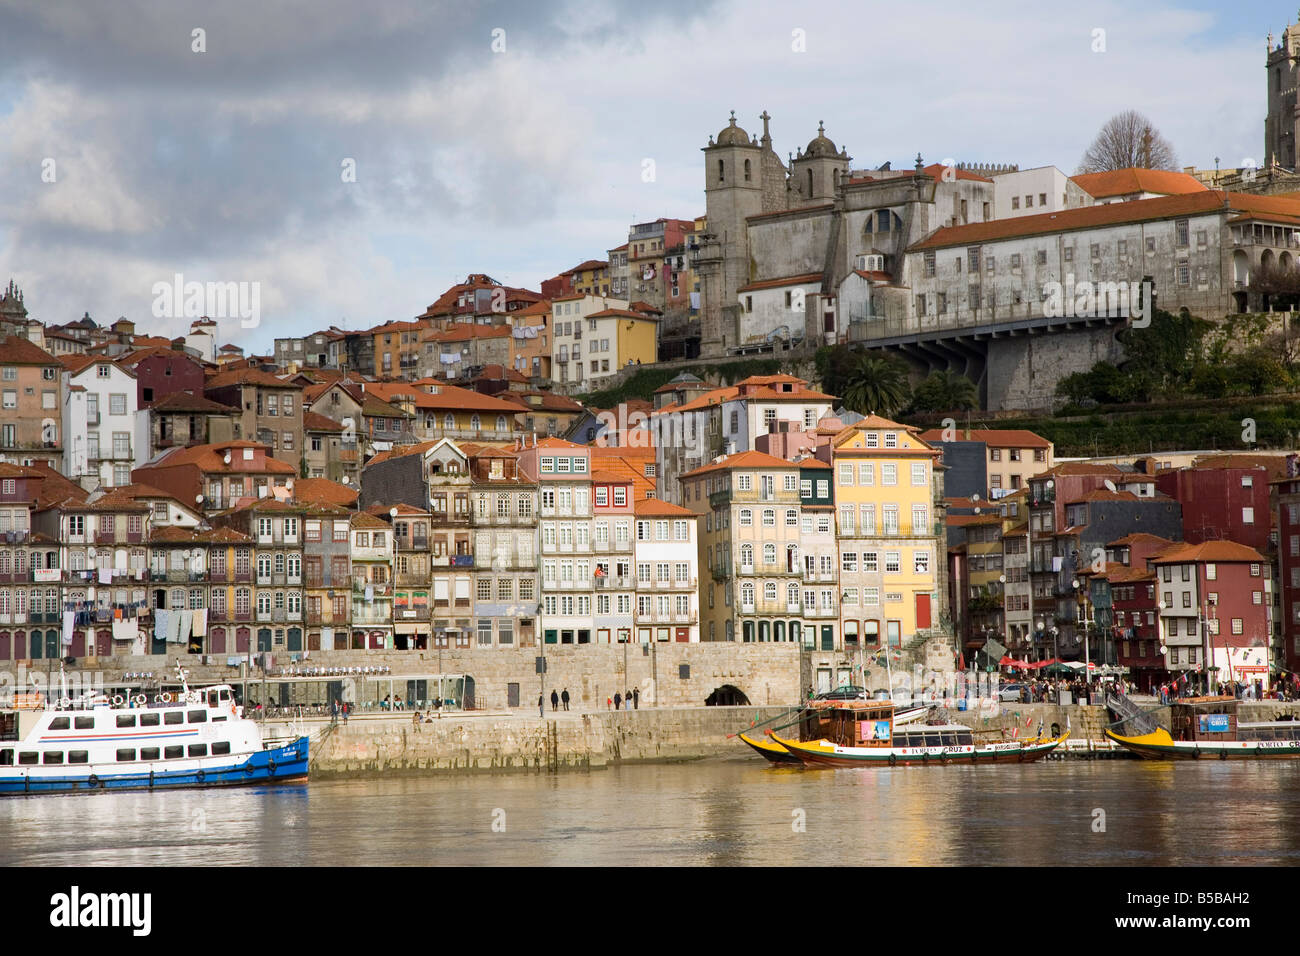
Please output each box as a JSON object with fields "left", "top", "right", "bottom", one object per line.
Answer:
{"left": 3, "top": 757, "right": 1299, "bottom": 866}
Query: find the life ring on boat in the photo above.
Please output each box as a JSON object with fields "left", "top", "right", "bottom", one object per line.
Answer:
{"left": 244, "top": 764, "right": 255, "bottom": 775}
{"left": 111, "top": 695, "right": 124, "bottom": 706}
{"left": 134, "top": 695, "right": 147, "bottom": 706}
{"left": 159, "top": 693, "right": 172, "bottom": 703}
{"left": 267, "top": 759, "right": 277, "bottom": 776}
{"left": 888, "top": 753, "right": 897, "bottom": 767}
{"left": 87, "top": 774, "right": 99, "bottom": 788}
{"left": 58, "top": 697, "right": 71, "bottom": 709}
{"left": 195, "top": 770, "right": 205, "bottom": 783}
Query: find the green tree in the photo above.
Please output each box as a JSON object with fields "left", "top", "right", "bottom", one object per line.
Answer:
{"left": 841, "top": 353, "right": 912, "bottom": 418}
{"left": 909, "top": 369, "right": 979, "bottom": 413}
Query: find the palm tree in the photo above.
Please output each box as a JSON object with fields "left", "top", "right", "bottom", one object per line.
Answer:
{"left": 842, "top": 353, "right": 911, "bottom": 417}
{"left": 910, "top": 369, "right": 979, "bottom": 413}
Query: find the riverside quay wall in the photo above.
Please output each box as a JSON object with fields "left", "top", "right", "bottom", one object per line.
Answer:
{"left": 35, "top": 642, "right": 808, "bottom": 711}
{"left": 308, "top": 706, "right": 792, "bottom": 775}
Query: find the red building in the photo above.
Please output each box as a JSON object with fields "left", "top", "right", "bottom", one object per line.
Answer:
{"left": 116, "top": 347, "right": 207, "bottom": 409}
{"left": 1151, "top": 541, "right": 1273, "bottom": 693}
{"left": 1099, "top": 533, "right": 1177, "bottom": 692}
{"left": 1154, "top": 462, "right": 1272, "bottom": 552}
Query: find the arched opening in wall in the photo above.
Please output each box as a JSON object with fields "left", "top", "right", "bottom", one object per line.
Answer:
{"left": 705, "top": 684, "right": 750, "bottom": 707}
{"left": 744, "top": 159, "right": 751, "bottom": 181}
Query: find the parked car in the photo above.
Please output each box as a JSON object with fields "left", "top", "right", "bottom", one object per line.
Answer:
{"left": 998, "top": 683, "right": 1027, "bottom": 702}
{"left": 816, "top": 685, "right": 867, "bottom": 701}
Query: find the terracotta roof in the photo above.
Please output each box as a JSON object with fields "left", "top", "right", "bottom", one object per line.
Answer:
{"left": 500, "top": 390, "right": 586, "bottom": 414}
{"left": 350, "top": 511, "right": 390, "bottom": 530}
{"left": 362, "top": 381, "right": 522, "bottom": 414}
{"left": 564, "top": 259, "right": 608, "bottom": 274}
{"left": 633, "top": 499, "right": 693, "bottom": 517}
{"left": 586, "top": 308, "right": 660, "bottom": 321}
{"left": 205, "top": 367, "right": 301, "bottom": 390}
{"left": 363, "top": 440, "right": 439, "bottom": 467}
{"left": 361, "top": 394, "right": 411, "bottom": 418}
{"left": 59, "top": 354, "right": 99, "bottom": 375}
{"left": 291, "top": 478, "right": 358, "bottom": 508}
{"left": 1070, "top": 168, "right": 1208, "bottom": 199}
{"left": 303, "top": 411, "right": 344, "bottom": 433}
{"left": 1032, "top": 462, "right": 1129, "bottom": 478}
{"left": 476, "top": 364, "right": 529, "bottom": 383}
{"left": 736, "top": 273, "right": 824, "bottom": 294}
{"left": 150, "top": 391, "right": 238, "bottom": 414}
{"left": 0, "top": 336, "right": 59, "bottom": 366}
{"left": 920, "top": 163, "right": 993, "bottom": 184}
{"left": 142, "top": 442, "right": 297, "bottom": 475}
{"left": 918, "top": 428, "right": 1051, "bottom": 448}
{"left": 590, "top": 454, "right": 656, "bottom": 499}
{"left": 149, "top": 525, "right": 251, "bottom": 544}
{"left": 1151, "top": 541, "right": 1265, "bottom": 564}
{"left": 533, "top": 436, "right": 587, "bottom": 450}
{"left": 681, "top": 450, "right": 798, "bottom": 479}
{"left": 425, "top": 323, "right": 512, "bottom": 343}
{"left": 1107, "top": 532, "right": 1176, "bottom": 548}
{"left": 909, "top": 190, "right": 1300, "bottom": 252}
{"left": 1188, "top": 454, "right": 1288, "bottom": 479}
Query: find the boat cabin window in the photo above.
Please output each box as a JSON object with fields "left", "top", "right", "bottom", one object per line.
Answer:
{"left": 212, "top": 741, "right": 231, "bottom": 756}
{"left": 18, "top": 752, "right": 38, "bottom": 765}
{"left": 187, "top": 710, "right": 207, "bottom": 724}
{"left": 208, "top": 691, "right": 220, "bottom": 707}
{"left": 116, "top": 715, "right": 136, "bottom": 728}
{"left": 140, "top": 748, "right": 160, "bottom": 761}
{"left": 68, "top": 751, "right": 88, "bottom": 764}
{"left": 49, "top": 717, "right": 69, "bottom": 730}
{"left": 164, "top": 712, "right": 183, "bottom": 725}
{"left": 213, "top": 715, "right": 226, "bottom": 722}
{"left": 74, "top": 716, "right": 94, "bottom": 730}
{"left": 957, "top": 733, "right": 973, "bottom": 746}
{"left": 926, "top": 734, "right": 942, "bottom": 747}
{"left": 0, "top": 748, "right": 12, "bottom": 765}
{"left": 164, "top": 746, "right": 183, "bottom": 760}
{"left": 43, "top": 751, "right": 63, "bottom": 764}
{"left": 116, "top": 749, "right": 136, "bottom": 762}
{"left": 188, "top": 744, "right": 207, "bottom": 758}
{"left": 941, "top": 733, "right": 956, "bottom": 747}
{"left": 139, "top": 713, "right": 160, "bottom": 727}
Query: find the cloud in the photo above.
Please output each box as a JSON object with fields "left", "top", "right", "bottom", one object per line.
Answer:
{"left": 0, "top": 0, "right": 1272, "bottom": 351}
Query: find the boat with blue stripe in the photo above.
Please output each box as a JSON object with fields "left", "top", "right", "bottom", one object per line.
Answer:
{"left": 1, "top": 667, "right": 310, "bottom": 795}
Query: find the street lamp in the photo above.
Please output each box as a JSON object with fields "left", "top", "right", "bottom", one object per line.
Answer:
{"left": 1201, "top": 596, "right": 1218, "bottom": 696}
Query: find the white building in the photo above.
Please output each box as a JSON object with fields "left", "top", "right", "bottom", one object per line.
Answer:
{"left": 549, "top": 294, "right": 629, "bottom": 388}
{"left": 632, "top": 499, "right": 699, "bottom": 643}
{"left": 62, "top": 357, "right": 138, "bottom": 489}
{"left": 184, "top": 318, "right": 218, "bottom": 363}
{"left": 992, "top": 166, "right": 1092, "bottom": 220}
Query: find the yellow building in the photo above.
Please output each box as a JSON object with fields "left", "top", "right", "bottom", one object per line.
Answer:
{"left": 828, "top": 416, "right": 943, "bottom": 653}
{"left": 588, "top": 308, "right": 658, "bottom": 387}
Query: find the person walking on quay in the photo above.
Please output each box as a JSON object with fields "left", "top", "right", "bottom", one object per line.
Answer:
{"left": 550, "top": 689, "right": 559, "bottom": 712}
{"left": 330, "top": 698, "right": 339, "bottom": 726}
{"left": 342, "top": 701, "right": 349, "bottom": 724}
{"left": 614, "top": 691, "right": 622, "bottom": 711}
{"left": 607, "top": 696, "right": 612, "bottom": 710}
{"left": 561, "top": 688, "right": 570, "bottom": 711}
{"left": 413, "top": 710, "right": 422, "bottom": 731}
{"left": 633, "top": 687, "right": 639, "bottom": 710}
{"left": 538, "top": 694, "right": 544, "bottom": 718}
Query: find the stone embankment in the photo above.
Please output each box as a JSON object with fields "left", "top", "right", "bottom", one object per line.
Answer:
{"left": 292, "top": 700, "right": 1300, "bottom": 777}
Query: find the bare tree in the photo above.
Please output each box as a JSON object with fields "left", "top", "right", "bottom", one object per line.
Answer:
{"left": 1077, "top": 110, "right": 1178, "bottom": 173}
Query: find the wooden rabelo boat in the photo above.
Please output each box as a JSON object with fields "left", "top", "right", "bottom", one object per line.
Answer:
{"left": 1105, "top": 694, "right": 1300, "bottom": 759}
{"left": 747, "top": 700, "right": 1064, "bottom": 768}
{"left": 737, "top": 702, "right": 931, "bottom": 764}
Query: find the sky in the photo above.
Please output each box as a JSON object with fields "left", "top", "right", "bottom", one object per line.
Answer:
{"left": 0, "top": 0, "right": 1292, "bottom": 354}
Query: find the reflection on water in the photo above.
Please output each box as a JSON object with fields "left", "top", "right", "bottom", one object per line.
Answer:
{"left": 2, "top": 758, "right": 1299, "bottom": 866}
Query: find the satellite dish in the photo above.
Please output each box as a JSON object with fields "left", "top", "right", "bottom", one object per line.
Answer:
{"left": 389, "top": 507, "right": 398, "bottom": 518}
{"left": 971, "top": 493, "right": 981, "bottom": 502}
{"left": 341, "top": 476, "right": 349, "bottom": 484}
{"left": 195, "top": 494, "right": 203, "bottom": 504}
{"left": 224, "top": 453, "right": 232, "bottom": 464}
{"left": 1045, "top": 479, "right": 1054, "bottom": 490}
{"left": 1103, "top": 479, "right": 1116, "bottom": 492}
{"left": 1159, "top": 644, "right": 1167, "bottom": 656}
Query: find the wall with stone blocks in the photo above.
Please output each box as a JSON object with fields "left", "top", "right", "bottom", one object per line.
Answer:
{"left": 309, "top": 705, "right": 792, "bottom": 775}
{"left": 50, "top": 643, "right": 808, "bottom": 712}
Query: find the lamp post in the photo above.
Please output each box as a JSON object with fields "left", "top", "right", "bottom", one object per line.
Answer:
{"left": 1201, "top": 596, "right": 1218, "bottom": 696}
